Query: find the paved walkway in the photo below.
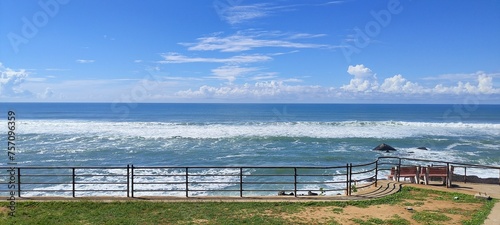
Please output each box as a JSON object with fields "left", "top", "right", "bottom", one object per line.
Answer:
{"left": 10, "top": 180, "right": 401, "bottom": 202}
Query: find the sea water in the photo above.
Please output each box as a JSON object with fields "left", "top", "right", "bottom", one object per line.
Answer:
{"left": 1, "top": 103, "right": 499, "bottom": 196}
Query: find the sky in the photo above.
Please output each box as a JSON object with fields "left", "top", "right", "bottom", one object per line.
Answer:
{"left": 1, "top": 0, "right": 499, "bottom": 103}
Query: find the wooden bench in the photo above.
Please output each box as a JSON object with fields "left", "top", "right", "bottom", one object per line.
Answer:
{"left": 419, "top": 166, "right": 454, "bottom": 187}
{"left": 387, "top": 166, "right": 419, "bottom": 183}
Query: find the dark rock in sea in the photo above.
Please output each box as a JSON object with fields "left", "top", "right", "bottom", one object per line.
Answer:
{"left": 373, "top": 143, "right": 396, "bottom": 151}
{"left": 417, "top": 147, "right": 428, "bottom": 150}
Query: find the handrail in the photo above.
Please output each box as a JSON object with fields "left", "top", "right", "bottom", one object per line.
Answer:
{"left": 0, "top": 156, "right": 498, "bottom": 198}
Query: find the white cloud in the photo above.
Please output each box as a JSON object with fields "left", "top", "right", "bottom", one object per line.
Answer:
{"left": 250, "top": 72, "right": 278, "bottom": 81}
{"left": 158, "top": 52, "right": 271, "bottom": 64}
{"left": 181, "top": 31, "right": 328, "bottom": 52}
{"left": 0, "top": 62, "right": 33, "bottom": 97}
{"left": 215, "top": 3, "right": 298, "bottom": 25}
{"left": 347, "top": 64, "right": 374, "bottom": 79}
{"left": 341, "top": 64, "right": 378, "bottom": 92}
{"left": 176, "top": 81, "right": 328, "bottom": 100}
{"left": 210, "top": 65, "right": 259, "bottom": 83}
{"left": 432, "top": 73, "right": 499, "bottom": 95}
{"left": 341, "top": 65, "right": 499, "bottom": 97}
{"left": 221, "top": 4, "right": 269, "bottom": 25}
{"left": 39, "top": 87, "right": 54, "bottom": 99}
{"left": 76, "top": 59, "right": 95, "bottom": 64}
{"left": 422, "top": 71, "right": 500, "bottom": 81}
{"left": 379, "top": 74, "right": 425, "bottom": 94}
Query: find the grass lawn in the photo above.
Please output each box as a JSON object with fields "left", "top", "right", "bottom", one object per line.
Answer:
{"left": 0, "top": 186, "right": 495, "bottom": 225}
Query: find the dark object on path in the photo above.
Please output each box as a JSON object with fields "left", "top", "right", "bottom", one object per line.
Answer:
{"left": 278, "top": 191, "right": 294, "bottom": 196}
{"left": 308, "top": 191, "right": 318, "bottom": 196}
{"left": 373, "top": 143, "right": 396, "bottom": 151}
{"left": 417, "top": 146, "right": 428, "bottom": 150}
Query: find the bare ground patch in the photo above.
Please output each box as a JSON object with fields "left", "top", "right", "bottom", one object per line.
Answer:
{"left": 270, "top": 198, "right": 483, "bottom": 224}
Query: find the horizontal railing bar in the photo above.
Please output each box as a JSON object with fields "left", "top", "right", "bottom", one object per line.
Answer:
{"left": 133, "top": 182, "right": 186, "bottom": 185}
{"left": 73, "top": 190, "right": 127, "bottom": 192}
{"left": 72, "top": 183, "right": 128, "bottom": 185}
{"left": 0, "top": 167, "right": 127, "bottom": 169}
{"left": 351, "top": 161, "right": 377, "bottom": 167}
{"left": 16, "top": 190, "right": 127, "bottom": 192}
{"left": 73, "top": 175, "right": 128, "bottom": 177}
{"left": 14, "top": 174, "right": 73, "bottom": 177}
{"left": 244, "top": 174, "right": 344, "bottom": 177}
{"left": 13, "top": 182, "right": 73, "bottom": 185}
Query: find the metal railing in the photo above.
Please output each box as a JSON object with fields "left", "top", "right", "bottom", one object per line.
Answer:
{"left": 0, "top": 157, "right": 498, "bottom": 198}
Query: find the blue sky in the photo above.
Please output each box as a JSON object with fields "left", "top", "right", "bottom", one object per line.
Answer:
{"left": 1, "top": 0, "right": 499, "bottom": 103}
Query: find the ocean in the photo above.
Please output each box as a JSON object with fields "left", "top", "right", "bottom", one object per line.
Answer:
{"left": 1, "top": 103, "right": 500, "bottom": 196}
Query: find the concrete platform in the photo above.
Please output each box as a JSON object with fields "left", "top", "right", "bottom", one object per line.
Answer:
{"left": 4, "top": 180, "right": 400, "bottom": 202}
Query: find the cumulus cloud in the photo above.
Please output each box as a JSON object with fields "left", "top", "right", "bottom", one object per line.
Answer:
{"left": 347, "top": 64, "right": 374, "bottom": 79}
{"left": 379, "top": 74, "right": 425, "bottom": 94}
{"left": 176, "top": 81, "right": 329, "bottom": 100}
{"left": 433, "top": 73, "right": 499, "bottom": 95}
{"left": 0, "top": 63, "right": 33, "bottom": 97}
{"left": 39, "top": 87, "right": 54, "bottom": 99}
{"left": 341, "top": 65, "right": 499, "bottom": 96}
{"left": 341, "top": 64, "right": 378, "bottom": 92}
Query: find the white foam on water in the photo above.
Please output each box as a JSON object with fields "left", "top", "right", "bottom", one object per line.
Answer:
{"left": 18, "top": 120, "right": 500, "bottom": 139}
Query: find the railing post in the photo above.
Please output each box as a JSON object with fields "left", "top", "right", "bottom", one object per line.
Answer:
{"left": 349, "top": 163, "right": 353, "bottom": 196}
{"left": 446, "top": 163, "right": 450, "bottom": 188}
{"left": 294, "top": 168, "right": 297, "bottom": 197}
{"left": 72, "top": 168, "right": 76, "bottom": 198}
{"left": 239, "top": 167, "right": 243, "bottom": 197}
{"left": 131, "top": 165, "right": 134, "bottom": 198}
{"left": 464, "top": 167, "right": 467, "bottom": 183}
{"left": 346, "top": 164, "right": 350, "bottom": 196}
{"left": 185, "top": 167, "right": 189, "bottom": 198}
{"left": 17, "top": 168, "right": 21, "bottom": 198}
{"left": 397, "top": 158, "right": 402, "bottom": 182}
{"left": 127, "top": 164, "right": 130, "bottom": 198}
{"left": 375, "top": 160, "right": 378, "bottom": 187}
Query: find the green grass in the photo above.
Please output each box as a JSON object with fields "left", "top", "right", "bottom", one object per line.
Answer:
{"left": 412, "top": 211, "right": 451, "bottom": 225}
{"left": 0, "top": 187, "right": 495, "bottom": 225}
{"left": 352, "top": 215, "right": 410, "bottom": 225}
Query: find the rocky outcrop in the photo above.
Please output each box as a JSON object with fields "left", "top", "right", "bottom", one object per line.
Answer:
{"left": 373, "top": 143, "right": 396, "bottom": 151}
